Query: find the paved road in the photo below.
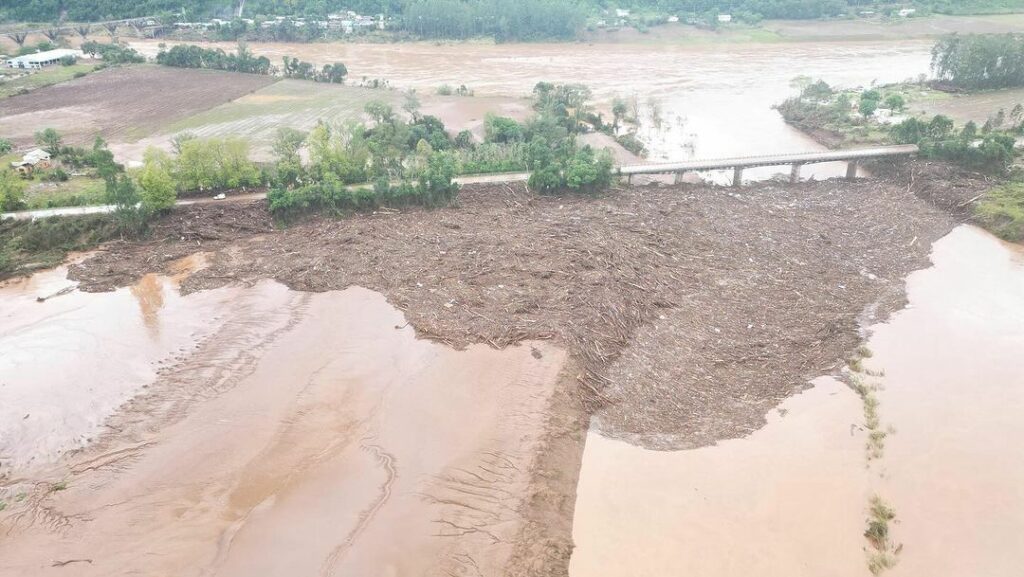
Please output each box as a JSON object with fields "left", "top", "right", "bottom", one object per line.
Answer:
{"left": 1, "top": 173, "right": 530, "bottom": 221}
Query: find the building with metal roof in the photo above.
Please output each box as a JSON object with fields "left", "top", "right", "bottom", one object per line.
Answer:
{"left": 4, "top": 49, "right": 83, "bottom": 69}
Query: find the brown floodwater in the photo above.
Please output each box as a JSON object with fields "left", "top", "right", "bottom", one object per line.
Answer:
{"left": 131, "top": 38, "right": 932, "bottom": 181}
{"left": 0, "top": 272, "right": 566, "bottom": 576}
{"left": 570, "top": 225, "right": 1024, "bottom": 576}
{"left": 868, "top": 226, "right": 1024, "bottom": 577}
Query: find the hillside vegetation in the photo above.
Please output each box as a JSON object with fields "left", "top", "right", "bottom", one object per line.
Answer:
{"left": 5, "top": 1, "right": 1024, "bottom": 28}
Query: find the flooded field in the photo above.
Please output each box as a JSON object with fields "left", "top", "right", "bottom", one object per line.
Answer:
{"left": 131, "top": 38, "right": 934, "bottom": 180}
{"left": 0, "top": 267, "right": 568, "bottom": 576}
{"left": 569, "top": 225, "right": 1024, "bottom": 576}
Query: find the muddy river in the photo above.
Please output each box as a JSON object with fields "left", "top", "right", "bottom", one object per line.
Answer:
{"left": 0, "top": 265, "right": 566, "bottom": 576}
{"left": 131, "top": 38, "right": 933, "bottom": 181}
{"left": 570, "top": 225, "right": 1024, "bottom": 576}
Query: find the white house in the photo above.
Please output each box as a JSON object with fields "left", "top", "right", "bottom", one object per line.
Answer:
{"left": 615, "top": 9, "right": 631, "bottom": 18}
{"left": 898, "top": 8, "right": 917, "bottom": 17}
{"left": 717, "top": 14, "right": 733, "bottom": 23}
{"left": 4, "top": 49, "right": 83, "bottom": 69}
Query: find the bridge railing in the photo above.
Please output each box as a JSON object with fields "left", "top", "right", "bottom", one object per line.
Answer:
{"left": 616, "top": 144, "right": 919, "bottom": 186}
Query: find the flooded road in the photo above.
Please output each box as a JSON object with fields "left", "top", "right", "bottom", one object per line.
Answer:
{"left": 569, "top": 225, "right": 1024, "bottom": 576}
{"left": 131, "top": 39, "right": 932, "bottom": 180}
{"left": 0, "top": 270, "right": 567, "bottom": 577}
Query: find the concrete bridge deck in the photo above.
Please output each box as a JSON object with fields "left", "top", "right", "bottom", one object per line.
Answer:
{"left": 618, "top": 144, "right": 919, "bottom": 185}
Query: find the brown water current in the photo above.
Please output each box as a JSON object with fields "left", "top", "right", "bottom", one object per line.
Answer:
{"left": 0, "top": 270, "right": 566, "bottom": 577}
{"left": 570, "top": 225, "right": 1024, "bottom": 577}
{"left": 131, "top": 39, "right": 933, "bottom": 181}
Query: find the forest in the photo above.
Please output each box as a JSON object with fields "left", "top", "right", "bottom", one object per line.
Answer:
{"left": 5, "top": 0, "right": 1024, "bottom": 26}
{"left": 931, "top": 33, "right": 1024, "bottom": 89}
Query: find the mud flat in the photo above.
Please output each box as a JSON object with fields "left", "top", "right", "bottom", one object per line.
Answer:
{"left": 569, "top": 224, "right": 1024, "bottom": 576}
{"left": 0, "top": 271, "right": 569, "bottom": 576}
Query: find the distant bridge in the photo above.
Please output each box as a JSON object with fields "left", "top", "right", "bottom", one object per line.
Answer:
{"left": 2, "top": 17, "right": 159, "bottom": 44}
{"left": 1, "top": 145, "right": 920, "bottom": 221}
{"left": 618, "top": 144, "right": 920, "bottom": 186}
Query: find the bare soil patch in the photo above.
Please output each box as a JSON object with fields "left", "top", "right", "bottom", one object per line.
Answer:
{"left": 0, "top": 65, "right": 275, "bottom": 148}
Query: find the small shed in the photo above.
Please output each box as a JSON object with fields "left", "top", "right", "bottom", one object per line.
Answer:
{"left": 11, "top": 149, "right": 52, "bottom": 175}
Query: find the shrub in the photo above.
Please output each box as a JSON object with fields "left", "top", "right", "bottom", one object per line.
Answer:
{"left": 80, "top": 41, "right": 145, "bottom": 65}
{"left": 0, "top": 214, "right": 117, "bottom": 276}
{"left": 484, "top": 114, "right": 524, "bottom": 144}
{"left": 0, "top": 169, "right": 27, "bottom": 211}
{"left": 526, "top": 136, "right": 614, "bottom": 195}
{"left": 105, "top": 175, "right": 146, "bottom": 236}
{"left": 975, "top": 182, "right": 1024, "bottom": 241}
{"left": 268, "top": 152, "right": 458, "bottom": 222}
{"left": 45, "top": 168, "right": 69, "bottom": 182}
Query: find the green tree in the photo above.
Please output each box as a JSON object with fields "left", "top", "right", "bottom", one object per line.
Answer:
{"left": 801, "top": 80, "right": 833, "bottom": 103}
{"left": 272, "top": 127, "right": 307, "bottom": 166}
{"left": 0, "top": 138, "right": 12, "bottom": 156}
{"left": 106, "top": 174, "right": 145, "bottom": 235}
{"left": 137, "top": 148, "right": 177, "bottom": 212}
{"left": 883, "top": 94, "right": 906, "bottom": 112}
{"left": 35, "top": 128, "right": 62, "bottom": 156}
{"left": 0, "top": 169, "right": 26, "bottom": 211}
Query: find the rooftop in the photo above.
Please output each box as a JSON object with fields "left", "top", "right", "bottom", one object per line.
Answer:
{"left": 5, "top": 48, "right": 83, "bottom": 65}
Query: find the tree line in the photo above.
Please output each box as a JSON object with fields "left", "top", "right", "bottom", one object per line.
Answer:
{"left": 155, "top": 43, "right": 348, "bottom": 83}
{"left": 932, "top": 33, "right": 1024, "bottom": 90}
{"left": 267, "top": 82, "right": 615, "bottom": 221}
{"left": 7, "top": 1, "right": 1017, "bottom": 28}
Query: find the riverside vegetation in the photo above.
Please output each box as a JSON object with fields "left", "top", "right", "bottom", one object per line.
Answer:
{"left": 1, "top": 81, "right": 615, "bottom": 272}
{"left": 777, "top": 33, "right": 1024, "bottom": 242}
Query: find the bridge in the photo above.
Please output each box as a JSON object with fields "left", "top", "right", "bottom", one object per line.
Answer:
{"left": 617, "top": 144, "right": 919, "bottom": 186}
{"left": 1, "top": 145, "right": 920, "bottom": 221}
{"left": 2, "top": 16, "right": 159, "bottom": 44}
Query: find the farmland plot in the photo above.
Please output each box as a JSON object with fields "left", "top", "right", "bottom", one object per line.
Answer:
{"left": 160, "top": 80, "right": 528, "bottom": 160}
{"left": 0, "top": 65, "right": 275, "bottom": 149}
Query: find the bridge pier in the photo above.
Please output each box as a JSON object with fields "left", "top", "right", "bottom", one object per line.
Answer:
{"left": 673, "top": 171, "right": 686, "bottom": 185}
{"left": 732, "top": 166, "right": 743, "bottom": 187}
{"left": 790, "top": 163, "right": 802, "bottom": 183}
{"left": 846, "top": 161, "right": 858, "bottom": 180}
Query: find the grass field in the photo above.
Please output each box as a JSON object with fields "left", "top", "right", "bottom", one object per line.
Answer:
{"left": 160, "top": 79, "right": 527, "bottom": 161}
{"left": 0, "top": 62, "right": 102, "bottom": 99}
{"left": 165, "top": 80, "right": 390, "bottom": 148}
{"left": 23, "top": 176, "right": 107, "bottom": 210}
